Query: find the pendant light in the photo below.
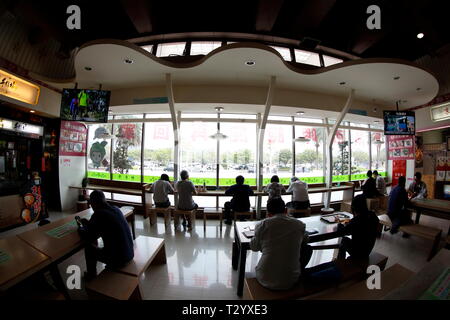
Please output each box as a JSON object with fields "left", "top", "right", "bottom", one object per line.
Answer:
{"left": 209, "top": 107, "right": 228, "bottom": 140}
{"left": 293, "top": 111, "right": 310, "bottom": 143}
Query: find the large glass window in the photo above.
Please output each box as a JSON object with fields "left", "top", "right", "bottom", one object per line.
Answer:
{"left": 269, "top": 46, "right": 292, "bottom": 61}
{"left": 294, "top": 49, "right": 321, "bottom": 66}
{"left": 179, "top": 122, "right": 217, "bottom": 186}
{"left": 111, "top": 123, "right": 142, "bottom": 182}
{"left": 294, "top": 126, "right": 325, "bottom": 184}
{"left": 332, "top": 129, "right": 350, "bottom": 182}
{"left": 350, "top": 129, "right": 370, "bottom": 180}
{"left": 263, "top": 124, "right": 292, "bottom": 185}
{"left": 220, "top": 122, "right": 257, "bottom": 186}
{"left": 323, "top": 55, "right": 343, "bottom": 66}
{"left": 87, "top": 124, "right": 112, "bottom": 180}
{"left": 371, "top": 132, "right": 386, "bottom": 176}
{"left": 143, "top": 122, "right": 174, "bottom": 183}
{"left": 156, "top": 42, "right": 186, "bottom": 57}
{"left": 190, "top": 41, "right": 222, "bottom": 55}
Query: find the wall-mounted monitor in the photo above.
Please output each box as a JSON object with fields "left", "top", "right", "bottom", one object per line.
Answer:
{"left": 60, "top": 89, "right": 110, "bottom": 123}
{"left": 444, "top": 185, "right": 450, "bottom": 199}
{"left": 383, "top": 111, "right": 415, "bottom": 135}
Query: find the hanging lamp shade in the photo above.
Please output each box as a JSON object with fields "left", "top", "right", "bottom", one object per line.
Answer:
{"left": 294, "top": 136, "right": 310, "bottom": 142}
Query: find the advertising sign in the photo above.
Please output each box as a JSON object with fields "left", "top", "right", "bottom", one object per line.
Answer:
{"left": 388, "top": 135, "right": 414, "bottom": 160}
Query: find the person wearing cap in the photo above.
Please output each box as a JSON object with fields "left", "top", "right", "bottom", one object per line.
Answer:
{"left": 286, "top": 176, "right": 310, "bottom": 210}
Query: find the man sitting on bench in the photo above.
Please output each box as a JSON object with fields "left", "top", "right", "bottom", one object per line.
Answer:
{"left": 78, "top": 190, "right": 134, "bottom": 279}
{"left": 336, "top": 194, "right": 380, "bottom": 259}
{"left": 249, "top": 198, "right": 311, "bottom": 290}
{"left": 388, "top": 176, "right": 412, "bottom": 234}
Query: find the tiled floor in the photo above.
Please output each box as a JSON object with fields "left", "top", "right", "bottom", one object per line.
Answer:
{"left": 2, "top": 210, "right": 449, "bottom": 300}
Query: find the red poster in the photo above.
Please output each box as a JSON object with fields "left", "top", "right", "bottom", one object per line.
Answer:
{"left": 119, "top": 124, "right": 136, "bottom": 141}
{"left": 153, "top": 124, "right": 169, "bottom": 140}
{"left": 387, "top": 135, "right": 414, "bottom": 160}
{"left": 392, "top": 160, "right": 407, "bottom": 187}
{"left": 59, "top": 121, "right": 87, "bottom": 157}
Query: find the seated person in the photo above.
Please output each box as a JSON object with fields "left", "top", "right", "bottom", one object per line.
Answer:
{"left": 362, "top": 170, "right": 381, "bottom": 198}
{"left": 264, "top": 175, "right": 286, "bottom": 201}
{"left": 373, "top": 170, "right": 387, "bottom": 195}
{"left": 408, "top": 172, "right": 428, "bottom": 200}
{"left": 151, "top": 173, "right": 174, "bottom": 208}
{"left": 286, "top": 176, "right": 310, "bottom": 211}
{"left": 78, "top": 190, "right": 134, "bottom": 279}
{"left": 224, "top": 175, "right": 254, "bottom": 225}
{"left": 175, "top": 170, "right": 198, "bottom": 229}
{"left": 250, "top": 198, "right": 310, "bottom": 290}
{"left": 388, "top": 176, "right": 412, "bottom": 234}
{"left": 336, "top": 194, "right": 380, "bottom": 259}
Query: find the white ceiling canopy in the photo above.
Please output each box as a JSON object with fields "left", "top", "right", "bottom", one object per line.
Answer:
{"left": 48, "top": 41, "right": 439, "bottom": 110}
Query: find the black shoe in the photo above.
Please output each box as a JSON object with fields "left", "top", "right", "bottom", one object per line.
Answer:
{"left": 402, "top": 233, "right": 410, "bottom": 238}
{"left": 390, "top": 228, "right": 399, "bottom": 234}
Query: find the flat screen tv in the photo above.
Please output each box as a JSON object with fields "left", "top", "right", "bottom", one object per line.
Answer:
{"left": 383, "top": 111, "right": 415, "bottom": 135}
{"left": 60, "top": 89, "right": 110, "bottom": 122}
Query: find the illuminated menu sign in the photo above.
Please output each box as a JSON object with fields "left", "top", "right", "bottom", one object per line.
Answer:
{"left": 0, "top": 69, "right": 40, "bottom": 105}
{"left": 0, "top": 118, "right": 44, "bottom": 137}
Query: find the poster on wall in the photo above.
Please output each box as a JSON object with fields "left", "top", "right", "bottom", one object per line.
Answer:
{"left": 59, "top": 121, "right": 87, "bottom": 157}
{"left": 387, "top": 135, "right": 415, "bottom": 160}
{"left": 436, "top": 156, "right": 446, "bottom": 181}
{"left": 415, "top": 136, "right": 424, "bottom": 168}
{"left": 392, "top": 159, "right": 407, "bottom": 187}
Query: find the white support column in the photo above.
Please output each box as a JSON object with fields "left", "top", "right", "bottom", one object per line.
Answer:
{"left": 324, "top": 89, "right": 355, "bottom": 208}
{"left": 256, "top": 76, "right": 276, "bottom": 218}
{"left": 165, "top": 73, "right": 180, "bottom": 182}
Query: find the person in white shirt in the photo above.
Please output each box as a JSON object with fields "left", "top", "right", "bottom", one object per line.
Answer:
{"left": 249, "top": 198, "right": 311, "bottom": 290}
{"left": 408, "top": 172, "right": 428, "bottom": 200}
{"left": 373, "top": 170, "right": 387, "bottom": 195}
{"left": 286, "top": 177, "right": 310, "bottom": 210}
{"left": 151, "top": 174, "right": 174, "bottom": 208}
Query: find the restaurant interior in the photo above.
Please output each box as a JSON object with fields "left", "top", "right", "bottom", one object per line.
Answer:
{"left": 0, "top": 0, "right": 449, "bottom": 303}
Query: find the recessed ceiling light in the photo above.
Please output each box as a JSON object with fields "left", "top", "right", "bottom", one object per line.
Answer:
{"left": 417, "top": 33, "right": 424, "bottom": 39}
{"left": 296, "top": 111, "right": 305, "bottom": 116}
{"left": 393, "top": 76, "right": 400, "bottom": 80}
{"left": 416, "top": 88, "right": 421, "bottom": 91}
{"left": 245, "top": 61, "right": 255, "bottom": 66}
{"left": 84, "top": 66, "right": 92, "bottom": 71}
{"left": 339, "top": 81, "right": 346, "bottom": 85}
{"left": 30, "top": 110, "right": 35, "bottom": 113}
{"left": 124, "top": 58, "right": 134, "bottom": 64}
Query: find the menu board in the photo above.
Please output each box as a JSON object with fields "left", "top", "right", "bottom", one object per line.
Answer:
{"left": 388, "top": 135, "right": 415, "bottom": 160}
{"left": 59, "top": 121, "right": 87, "bottom": 157}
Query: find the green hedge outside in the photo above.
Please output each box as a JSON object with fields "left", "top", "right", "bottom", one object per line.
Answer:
{"left": 88, "top": 171, "right": 386, "bottom": 186}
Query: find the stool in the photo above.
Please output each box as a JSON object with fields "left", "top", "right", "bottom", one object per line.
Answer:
{"left": 203, "top": 208, "right": 223, "bottom": 231}
{"left": 366, "top": 198, "right": 380, "bottom": 211}
{"left": 85, "top": 269, "right": 141, "bottom": 300}
{"left": 173, "top": 209, "right": 196, "bottom": 230}
{"left": 287, "top": 208, "right": 311, "bottom": 218}
{"left": 77, "top": 200, "right": 89, "bottom": 211}
{"left": 233, "top": 211, "right": 254, "bottom": 221}
{"left": 148, "top": 207, "right": 172, "bottom": 226}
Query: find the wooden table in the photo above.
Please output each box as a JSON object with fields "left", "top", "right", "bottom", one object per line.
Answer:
{"left": 16, "top": 206, "right": 134, "bottom": 298}
{"left": 383, "top": 249, "right": 450, "bottom": 300}
{"left": 410, "top": 198, "right": 450, "bottom": 234}
{"left": 0, "top": 236, "right": 51, "bottom": 291}
{"left": 69, "top": 185, "right": 142, "bottom": 196}
{"left": 232, "top": 213, "right": 352, "bottom": 296}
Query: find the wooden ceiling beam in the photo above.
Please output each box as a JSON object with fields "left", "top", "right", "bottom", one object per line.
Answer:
{"left": 121, "top": 0, "right": 153, "bottom": 34}
{"left": 255, "top": 0, "right": 284, "bottom": 32}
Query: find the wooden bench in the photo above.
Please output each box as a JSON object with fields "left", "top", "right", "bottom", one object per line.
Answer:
{"left": 115, "top": 236, "right": 166, "bottom": 277}
{"left": 202, "top": 208, "right": 223, "bottom": 231}
{"left": 378, "top": 214, "right": 442, "bottom": 261}
{"left": 287, "top": 208, "right": 311, "bottom": 218}
{"left": 148, "top": 207, "right": 173, "bottom": 227}
{"left": 173, "top": 209, "right": 196, "bottom": 231}
{"left": 243, "top": 251, "right": 387, "bottom": 300}
{"left": 82, "top": 178, "right": 152, "bottom": 218}
{"left": 310, "top": 263, "right": 414, "bottom": 300}
{"left": 85, "top": 269, "right": 142, "bottom": 300}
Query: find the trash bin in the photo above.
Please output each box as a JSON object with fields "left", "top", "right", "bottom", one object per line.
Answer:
{"left": 77, "top": 200, "right": 89, "bottom": 211}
